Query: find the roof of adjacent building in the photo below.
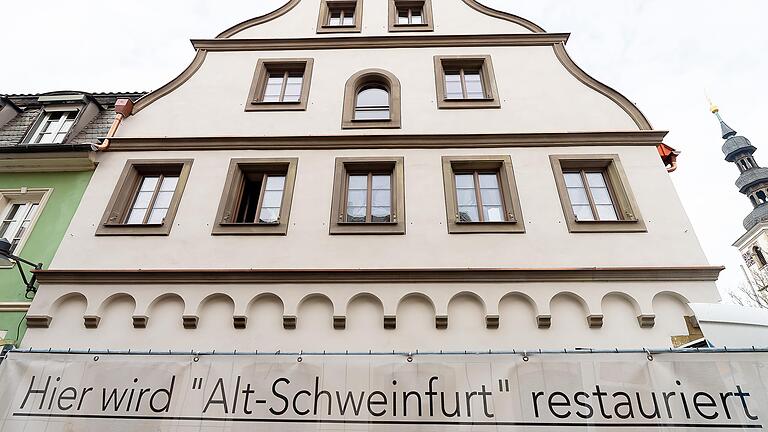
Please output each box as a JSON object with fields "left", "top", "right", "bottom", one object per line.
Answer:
{"left": 0, "top": 91, "right": 145, "bottom": 152}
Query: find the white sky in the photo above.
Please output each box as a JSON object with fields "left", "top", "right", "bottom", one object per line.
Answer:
{"left": 2, "top": 1, "right": 767, "bottom": 298}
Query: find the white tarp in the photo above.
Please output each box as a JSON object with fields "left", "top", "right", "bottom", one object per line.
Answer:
{"left": 0, "top": 352, "right": 766, "bottom": 431}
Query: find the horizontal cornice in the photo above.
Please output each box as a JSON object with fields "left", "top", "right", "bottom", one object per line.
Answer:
{"left": 0, "top": 151, "right": 96, "bottom": 172}
{"left": 0, "top": 302, "right": 31, "bottom": 313}
{"left": 107, "top": 131, "right": 668, "bottom": 152}
{"left": 191, "top": 33, "right": 571, "bottom": 51}
{"left": 35, "top": 266, "right": 724, "bottom": 285}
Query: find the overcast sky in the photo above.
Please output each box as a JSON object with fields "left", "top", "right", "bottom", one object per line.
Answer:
{"left": 2, "top": 1, "right": 767, "bottom": 298}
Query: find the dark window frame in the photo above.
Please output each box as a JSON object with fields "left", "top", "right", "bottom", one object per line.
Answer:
{"left": 330, "top": 157, "right": 405, "bottom": 235}
{"left": 441, "top": 155, "right": 525, "bottom": 234}
{"left": 212, "top": 158, "right": 298, "bottom": 236}
{"left": 97, "top": 159, "right": 193, "bottom": 236}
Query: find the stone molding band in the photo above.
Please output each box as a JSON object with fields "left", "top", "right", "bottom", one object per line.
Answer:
{"left": 106, "top": 131, "right": 669, "bottom": 152}
{"left": 35, "top": 266, "right": 724, "bottom": 285}
{"left": 191, "top": 33, "right": 571, "bottom": 51}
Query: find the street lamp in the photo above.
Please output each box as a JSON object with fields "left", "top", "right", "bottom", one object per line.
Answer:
{"left": 0, "top": 238, "right": 42, "bottom": 300}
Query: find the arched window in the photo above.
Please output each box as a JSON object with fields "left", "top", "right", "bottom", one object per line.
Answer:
{"left": 754, "top": 246, "right": 767, "bottom": 267}
{"left": 354, "top": 85, "right": 390, "bottom": 121}
{"left": 342, "top": 69, "right": 401, "bottom": 129}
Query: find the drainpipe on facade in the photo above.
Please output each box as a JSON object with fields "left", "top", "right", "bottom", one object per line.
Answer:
{"left": 90, "top": 98, "right": 133, "bottom": 151}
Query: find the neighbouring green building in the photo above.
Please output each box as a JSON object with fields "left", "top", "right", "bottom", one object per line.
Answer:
{"left": 0, "top": 91, "right": 143, "bottom": 345}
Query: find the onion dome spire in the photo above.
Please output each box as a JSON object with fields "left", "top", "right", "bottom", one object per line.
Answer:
{"left": 711, "top": 102, "right": 737, "bottom": 139}
{"left": 712, "top": 103, "right": 768, "bottom": 230}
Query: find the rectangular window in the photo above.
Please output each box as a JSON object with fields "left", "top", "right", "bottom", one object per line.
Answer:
{"left": 97, "top": 160, "right": 193, "bottom": 236}
{"left": 246, "top": 59, "right": 314, "bottom": 111}
{"left": 563, "top": 170, "right": 618, "bottom": 222}
{"left": 444, "top": 68, "right": 485, "bottom": 100}
{"left": 345, "top": 172, "right": 392, "bottom": 223}
{"left": 330, "top": 157, "right": 405, "bottom": 235}
{"left": 434, "top": 56, "right": 500, "bottom": 109}
{"left": 328, "top": 6, "right": 355, "bottom": 26}
{"left": 550, "top": 154, "right": 646, "bottom": 233}
{"left": 389, "top": 0, "right": 433, "bottom": 31}
{"left": 318, "top": 0, "right": 363, "bottom": 33}
{"left": 454, "top": 171, "right": 506, "bottom": 223}
{"left": 28, "top": 110, "right": 78, "bottom": 144}
{"left": 442, "top": 156, "right": 524, "bottom": 234}
{"left": 0, "top": 202, "right": 39, "bottom": 254}
{"left": 213, "top": 158, "right": 298, "bottom": 235}
{"left": 0, "top": 189, "right": 51, "bottom": 261}
{"left": 125, "top": 174, "right": 179, "bottom": 225}
{"left": 397, "top": 6, "right": 422, "bottom": 25}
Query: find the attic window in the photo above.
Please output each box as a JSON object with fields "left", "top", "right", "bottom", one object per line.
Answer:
{"left": 389, "top": 0, "right": 433, "bottom": 32}
{"left": 28, "top": 110, "right": 78, "bottom": 144}
{"left": 318, "top": 0, "right": 363, "bottom": 33}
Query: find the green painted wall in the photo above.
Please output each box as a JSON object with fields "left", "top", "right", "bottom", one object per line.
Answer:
{"left": 0, "top": 171, "right": 93, "bottom": 344}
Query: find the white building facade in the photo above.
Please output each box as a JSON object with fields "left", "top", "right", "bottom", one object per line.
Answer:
{"left": 23, "top": 0, "right": 722, "bottom": 352}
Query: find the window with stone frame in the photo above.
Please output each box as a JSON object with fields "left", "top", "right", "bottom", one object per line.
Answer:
{"left": 550, "top": 154, "right": 646, "bottom": 233}
{"left": 97, "top": 160, "right": 193, "bottom": 236}
{"left": 441, "top": 156, "right": 524, "bottom": 234}
{"left": 212, "top": 158, "right": 298, "bottom": 235}
{"left": 330, "top": 157, "right": 405, "bottom": 235}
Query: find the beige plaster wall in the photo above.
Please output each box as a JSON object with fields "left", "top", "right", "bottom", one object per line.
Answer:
{"left": 23, "top": 281, "right": 712, "bottom": 351}
{"left": 117, "top": 45, "right": 640, "bottom": 138}
{"left": 50, "top": 145, "right": 706, "bottom": 270}
{"left": 227, "top": 0, "right": 536, "bottom": 39}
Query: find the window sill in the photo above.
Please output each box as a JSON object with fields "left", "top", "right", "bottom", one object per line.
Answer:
{"left": 448, "top": 220, "right": 525, "bottom": 234}
{"left": 390, "top": 23, "right": 433, "bottom": 32}
{"left": 438, "top": 98, "right": 501, "bottom": 109}
{"left": 212, "top": 222, "right": 287, "bottom": 236}
{"left": 568, "top": 219, "right": 647, "bottom": 233}
{"left": 338, "top": 221, "right": 398, "bottom": 225}
{"left": 96, "top": 223, "right": 171, "bottom": 236}
{"left": 245, "top": 101, "right": 307, "bottom": 112}
{"left": 330, "top": 222, "right": 405, "bottom": 235}
{"left": 317, "top": 25, "right": 361, "bottom": 34}
{"left": 343, "top": 118, "right": 401, "bottom": 129}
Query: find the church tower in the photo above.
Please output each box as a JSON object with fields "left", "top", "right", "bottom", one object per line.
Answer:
{"left": 714, "top": 104, "right": 768, "bottom": 270}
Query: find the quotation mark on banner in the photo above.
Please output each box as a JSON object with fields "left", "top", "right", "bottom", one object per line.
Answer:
{"left": 497, "top": 379, "right": 510, "bottom": 393}
{"left": 192, "top": 377, "right": 204, "bottom": 390}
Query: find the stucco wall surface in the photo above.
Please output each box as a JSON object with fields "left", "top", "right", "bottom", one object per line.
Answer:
{"left": 226, "top": 0, "right": 536, "bottom": 39}
{"left": 0, "top": 171, "right": 93, "bottom": 342}
{"left": 50, "top": 146, "right": 705, "bottom": 270}
{"left": 118, "top": 45, "right": 640, "bottom": 138}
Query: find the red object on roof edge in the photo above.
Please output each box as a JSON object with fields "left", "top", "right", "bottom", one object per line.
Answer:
{"left": 657, "top": 143, "right": 680, "bottom": 173}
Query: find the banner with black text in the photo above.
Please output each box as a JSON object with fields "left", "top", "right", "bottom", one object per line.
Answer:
{"left": 0, "top": 352, "right": 765, "bottom": 431}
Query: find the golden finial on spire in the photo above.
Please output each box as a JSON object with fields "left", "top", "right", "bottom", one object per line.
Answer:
{"left": 707, "top": 95, "right": 719, "bottom": 114}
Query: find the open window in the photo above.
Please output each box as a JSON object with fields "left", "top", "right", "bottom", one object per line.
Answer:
{"left": 441, "top": 156, "right": 524, "bottom": 234}
{"left": 550, "top": 154, "right": 645, "bottom": 233}
{"left": 342, "top": 69, "right": 401, "bottom": 129}
{"left": 0, "top": 188, "right": 51, "bottom": 262}
{"left": 97, "top": 160, "right": 193, "bottom": 236}
{"left": 434, "top": 56, "right": 500, "bottom": 109}
{"left": 317, "top": 0, "right": 363, "bottom": 33}
{"left": 246, "top": 59, "right": 314, "bottom": 111}
{"left": 213, "top": 158, "right": 298, "bottom": 235}
{"left": 330, "top": 157, "right": 405, "bottom": 235}
{"left": 389, "top": 0, "right": 433, "bottom": 32}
